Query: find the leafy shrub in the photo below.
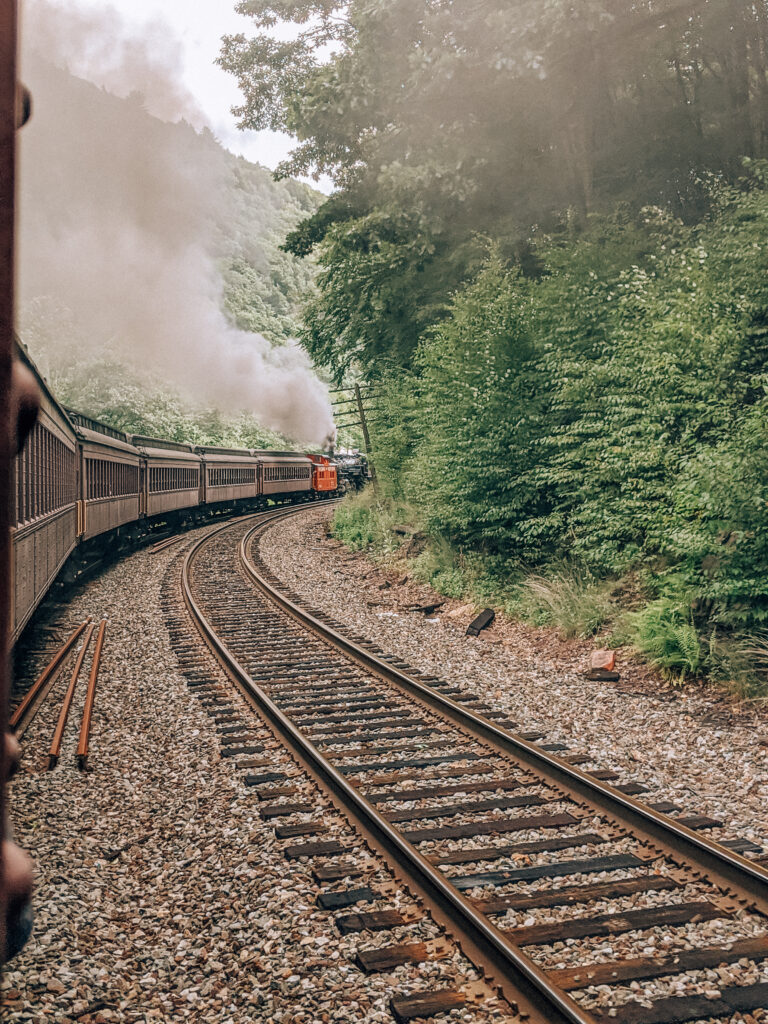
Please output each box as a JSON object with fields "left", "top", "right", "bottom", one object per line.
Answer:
{"left": 628, "top": 597, "right": 703, "bottom": 681}
{"left": 410, "top": 539, "right": 470, "bottom": 600}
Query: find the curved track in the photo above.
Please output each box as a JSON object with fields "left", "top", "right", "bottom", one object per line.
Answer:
{"left": 180, "top": 505, "right": 768, "bottom": 1024}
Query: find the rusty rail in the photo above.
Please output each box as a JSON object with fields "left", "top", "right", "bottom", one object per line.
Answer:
{"left": 76, "top": 619, "right": 106, "bottom": 771}
{"left": 151, "top": 535, "right": 183, "bottom": 554}
{"left": 47, "top": 622, "right": 95, "bottom": 769}
{"left": 9, "top": 618, "right": 91, "bottom": 735}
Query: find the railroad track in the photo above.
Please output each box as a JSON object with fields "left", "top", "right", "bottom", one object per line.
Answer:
{"left": 177, "top": 504, "right": 768, "bottom": 1024}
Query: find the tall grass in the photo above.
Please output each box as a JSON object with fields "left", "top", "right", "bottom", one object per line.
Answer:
{"left": 514, "top": 568, "right": 615, "bottom": 638}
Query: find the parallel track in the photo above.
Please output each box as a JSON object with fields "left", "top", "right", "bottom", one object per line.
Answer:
{"left": 180, "top": 505, "right": 768, "bottom": 1024}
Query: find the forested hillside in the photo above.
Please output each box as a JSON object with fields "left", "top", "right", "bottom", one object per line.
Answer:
{"left": 224, "top": 1, "right": 768, "bottom": 693}
{"left": 18, "top": 53, "right": 325, "bottom": 447}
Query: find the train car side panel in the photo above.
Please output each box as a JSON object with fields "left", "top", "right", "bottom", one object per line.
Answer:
{"left": 259, "top": 454, "right": 313, "bottom": 496}
{"left": 10, "top": 345, "right": 79, "bottom": 643}
{"left": 197, "top": 447, "right": 260, "bottom": 505}
{"left": 131, "top": 438, "right": 201, "bottom": 519}
{"left": 78, "top": 428, "right": 141, "bottom": 541}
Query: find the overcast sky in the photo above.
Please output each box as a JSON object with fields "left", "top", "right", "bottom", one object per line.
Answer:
{"left": 25, "top": 0, "right": 332, "bottom": 192}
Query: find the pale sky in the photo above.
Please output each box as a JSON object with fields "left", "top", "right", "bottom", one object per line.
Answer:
{"left": 28, "top": 0, "right": 333, "bottom": 192}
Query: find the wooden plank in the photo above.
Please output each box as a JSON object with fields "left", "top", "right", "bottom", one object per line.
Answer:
{"left": 384, "top": 793, "right": 547, "bottom": 824}
{"left": 390, "top": 990, "right": 466, "bottom": 1023}
{"left": 259, "top": 802, "right": 315, "bottom": 819}
{"left": 339, "top": 751, "right": 481, "bottom": 775}
{"left": 312, "top": 861, "right": 363, "bottom": 883}
{"left": 220, "top": 744, "right": 265, "bottom": 758}
{"left": 311, "top": 717, "right": 424, "bottom": 736}
{"left": 507, "top": 900, "right": 720, "bottom": 947}
{"left": 676, "top": 814, "right": 722, "bottom": 830}
{"left": 467, "top": 608, "right": 495, "bottom": 636}
{"left": 298, "top": 708, "right": 412, "bottom": 726}
{"left": 356, "top": 941, "right": 434, "bottom": 973}
{"left": 368, "top": 778, "right": 522, "bottom": 803}
{"left": 219, "top": 731, "right": 262, "bottom": 745}
{"left": 550, "top": 935, "right": 768, "bottom": 991}
{"left": 329, "top": 728, "right": 434, "bottom": 745}
{"left": 283, "top": 840, "right": 349, "bottom": 860}
{"left": 275, "top": 821, "right": 328, "bottom": 839}
{"left": 244, "top": 770, "right": 286, "bottom": 785}
{"left": 356, "top": 764, "right": 495, "bottom": 789}
{"left": 590, "top": 981, "right": 768, "bottom": 1024}
{"left": 614, "top": 782, "right": 649, "bottom": 795}
{"left": 429, "top": 832, "right": 608, "bottom": 867}
{"left": 452, "top": 853, "right": 645, "bottom": 891}
{"left": 336, "top": 909, "right": 409, "bottom": 935}
{"left": 473, "top": 875, "right": 680, "bottom": 915}
{"left": 316, "top": 887, "right": 375, "bottom": 910}
{"left": 404, "top": 811, "right": 578, "bottom": 843}
{"left": 254, "top": 786, "right": 299, "bottom": 801}
{"left": 329, "top": 738, "right": 457, "bottom": 760}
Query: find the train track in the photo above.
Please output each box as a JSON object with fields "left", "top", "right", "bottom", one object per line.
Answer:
{"left": 177, "top": 504, "right": 768, "bottom": 1024}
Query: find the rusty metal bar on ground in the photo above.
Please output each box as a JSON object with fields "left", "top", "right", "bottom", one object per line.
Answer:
{"left": 76, "top": 619, "right": 107, "bottom": 771}
{"left": 47, "top": 622, "right": 95, "bottom": 770}
{"left": 9, "top": 618, "right": 91, "bottom": 734}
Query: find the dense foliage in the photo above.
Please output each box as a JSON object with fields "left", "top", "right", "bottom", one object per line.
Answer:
{"left": 222, "top": 0, "right": 768, "bottom": 379}
{"left": 225, "top": 2, "right": 768, "bottom": 689}
{"left": 335, "top": 178, "right": 768, "bottom": 689}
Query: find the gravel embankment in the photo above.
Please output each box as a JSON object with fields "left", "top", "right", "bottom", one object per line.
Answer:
{"left": 257, "top": 508, "right": 768, "bottom": 852}
{"left": 1, "top": 527, "right": 509, "bottom": 1023}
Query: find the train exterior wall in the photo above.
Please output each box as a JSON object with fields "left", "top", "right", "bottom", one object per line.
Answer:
{"left": 11, "top": 343, "right": 79, "bottom": 643}
{"left": 11, "top": 507, "right": 78, "bottom": 643}
{"left": 260, "top": 455, "right": 313, "bottom": 496}
{"left": 78, "top": 428, "right": 142, "bottom": 541}
{"left": 80, "top": 495, "right": 141, "bottom": 541}
{"left": 137, "top": 444, "right": 202, "bottom": 519}
{"left": 199, "top": 449, "right": 261, "bottom": 505}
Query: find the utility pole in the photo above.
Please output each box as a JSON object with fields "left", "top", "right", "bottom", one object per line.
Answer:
{"left": 354, "top": 383, "right": 376, "bottom": 481}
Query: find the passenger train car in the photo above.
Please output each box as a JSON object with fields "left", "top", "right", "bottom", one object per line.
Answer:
{"left": 10, "top": 341, "right": 355, "bottom": 646}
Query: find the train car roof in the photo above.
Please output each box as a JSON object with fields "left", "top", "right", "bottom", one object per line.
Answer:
{"left": 255, "top": 451, "right": 311, "bottom": 461}
{"left": 65, "top": 408, "right": 132, "bottom": 445}
{"left": 77, "top": 426, "right": 141, "bottom": 456}
{"left": 196, "top": 446, "right": 257, "bottom": 464}
{"left": 135, "top": 445, "right": 201, "bottom": 463}
{"left": 129, "top": 435, "right": 197, "bottom": 455}
{"left": 195, "top": 445, "right": 252, "bottom": 457}
{"left": 252, "top": 449, "right": 305, "bottom": 456}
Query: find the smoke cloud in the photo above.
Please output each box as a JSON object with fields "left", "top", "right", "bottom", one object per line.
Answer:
{"left": 18, "top": 0, "right": 334, "bottom": 444}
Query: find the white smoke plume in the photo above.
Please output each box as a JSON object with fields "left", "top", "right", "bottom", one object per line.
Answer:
{"left": 18, "top": 0, "right": 334, "bottom": 444}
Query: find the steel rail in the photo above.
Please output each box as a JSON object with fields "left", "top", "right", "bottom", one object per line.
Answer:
{"left": 47, "top": 622, "right": 95, "bottom": 769}
{"left": 182, "top": 511, "right": 595, "bottom": 1024}
{"left": 238, "top": 505, "right": 768, "bottom": 918}
{"left": 10, "top": 618, "right": 91, "bottom": 735}
{"left": 76, "top": 618, "right": 106, "bottom": 770}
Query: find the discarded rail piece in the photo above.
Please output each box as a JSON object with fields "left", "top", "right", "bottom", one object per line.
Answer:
{"left": 10, "top": 618, "right": 91, "bottom": 736}
{"left": 76, "top": 619, "right": 107, "bottom": 771}
{"left": 48, "top": 622, "right": 96, "bottom": 769}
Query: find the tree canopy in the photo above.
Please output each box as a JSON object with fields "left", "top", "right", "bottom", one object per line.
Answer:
{"left": 221, "top": 0, "right": 768, "bottom": 378}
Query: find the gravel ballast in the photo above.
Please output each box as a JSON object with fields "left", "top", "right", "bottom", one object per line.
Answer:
{"left": 1, "top": 525, "right": 509, "bottom": 1023}
{"left": 257, "top": 508, "right": 768, "bottom": 854}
